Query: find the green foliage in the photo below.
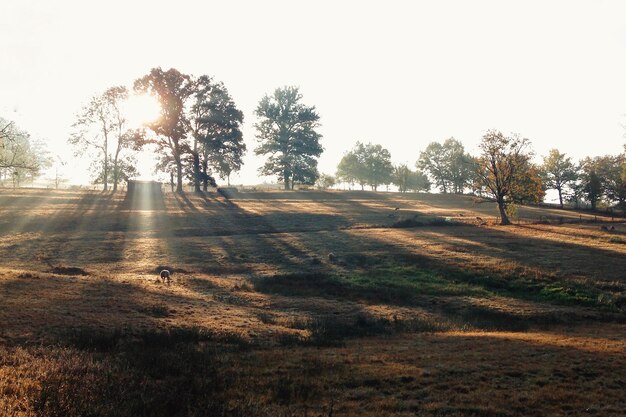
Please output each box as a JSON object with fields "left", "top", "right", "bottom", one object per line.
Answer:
{"left": 316, "top": 173, "right": 336, "bottom": 189}
{"left": 0, "top": 118, "right": 49, "bottom": 187}
{"left": 417, "top": 138, "right": 473, "bottom": 193}
{"left": 336, "top": 142, "right": 393, "bottom": 191}
{"left": 540, "top": 149, "right": 578, "bottom": 208}
{"left": 254, "top": 86, "right": 323, "bottom": 190}
{"left": 189, "top": 77, "right": 245, "bottom": 190}
{"left": 579, "top": 157, "right": 607, "bottom": 210}
{"left": 392, "top": 164, "right": 430, "bottom": 192}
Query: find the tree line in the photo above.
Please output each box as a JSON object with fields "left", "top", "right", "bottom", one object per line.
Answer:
{"left": 1, "top": 65, "right": 624, "bottom": 225}
{"left": 67, "top": 68, "right": 322, "bottom": 193}
{"left": 331, "top": 133, "right": 626, "bottom": 225}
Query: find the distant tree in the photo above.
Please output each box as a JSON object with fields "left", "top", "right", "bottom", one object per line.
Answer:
{"left": 134, "top": 68, "right": 193, "bottom": 193}
{"left": 474, "top": 130, "right": 532, "bottom": 225}
{"left": 393, "top": 164, "right": 412, "bottom": 193}
{"left": 0, "top": 118, "right": 48, "bottom": 186}
{"left": 363, "top": 143, "right": 393, "bottom": 191}
{"left": 595, "top": 154, "right": 626, "bottom": 209}
{"left": 540, "top": 149, "right": 578, "bottom": 208}
{"left": 335, "top": 142, "right": 393, "bottom": 191}
{"left": 406, "top": 169, "right": 431, "bottom": 192}
{"left": 93, "top": 155, "right": 139, "bottom": 186}
{"left": 189, "top": 77, "right": 245, "bottom": 191}
{"left": 69, "top": 86, "right": 132, "bottom": 191}
{"left": 393, "top": 164, "right": 430, "bottom": 193}
{"left": 316, "top": 173, "right": 336, "bottom": 189}
{"left": 578, "top": 158, "right": 603, "bottom": 210}
{"left": 417, "top": 138, "right": 472, "bottom": 193}
{"left": 255, "top": 86, "right": 323, "bottom": 190}
{"left": 336, "top": 146, "right": 366, "bottom": 190}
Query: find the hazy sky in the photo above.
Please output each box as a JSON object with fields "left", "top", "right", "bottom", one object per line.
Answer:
{"left": 1, "top": 0, "right": 625, "bottom": 186}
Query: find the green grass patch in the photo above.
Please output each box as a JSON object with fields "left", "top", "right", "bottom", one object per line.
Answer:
{"left": 254, "top": 260, "right": 624, "bottom": 313}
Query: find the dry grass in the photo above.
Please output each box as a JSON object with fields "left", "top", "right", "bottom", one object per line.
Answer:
{"left": 0, "top": 188, "right": 624, "bottom": 416}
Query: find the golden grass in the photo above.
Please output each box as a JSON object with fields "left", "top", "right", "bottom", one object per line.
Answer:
{"left": 0, "top": 188, "right": 624, "bottom": 416}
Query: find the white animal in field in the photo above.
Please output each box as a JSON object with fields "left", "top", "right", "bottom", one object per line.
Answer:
{"left": 160, "top": 269, "right": 171, "bottom": 284}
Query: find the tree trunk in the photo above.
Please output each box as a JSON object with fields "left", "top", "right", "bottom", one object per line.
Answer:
{"left": 497, "top": 197, "right": 511, "bottom": 225}
{"left": 192, "top": 151, "right": 201, "bottom": 193}
{"left": 202, "top": 160, "right": 209, "bottom": 192}
{"left": 557, "top": 186, "right": 563, "bottom": 209}
{"left": 284, "top": 170, "right": 290, "bottom": 190}
{"left": 103, "top": 150, "right": 109, "bottom": 191}
{"left": 175, "top": 154, "right": 183, "bottom": 193}
{"left": 112, "top": 146, "right": 120, "bottom": 192}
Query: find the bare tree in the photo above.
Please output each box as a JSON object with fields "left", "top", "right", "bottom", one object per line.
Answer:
{"left": 69, "top": 86, "right": 131, "bottom": 191}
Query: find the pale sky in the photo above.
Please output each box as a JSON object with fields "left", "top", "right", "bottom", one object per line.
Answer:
{"left": 1, "top": 0, "right": 625, "bottom": 187}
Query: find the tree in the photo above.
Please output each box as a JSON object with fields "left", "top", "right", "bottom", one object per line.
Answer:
{"left": 255, "top": 86, "right": 323, "bottom": 190}
{"left": 189, "top": 79, "right": 245, "bottom": 190}
{"left": 69, "top": 86, "right": 132, "bottom": 191}
{"left": 134, "top": 68, "right": 193, "bottom": 193}
{"left": 406, "top": 170, "right": 431, "bottom": 192}
{"left": 510, "top": 162, "right": 545, "bottom": 205}
{"left": 316, "top": 173, "right": 336, "bottom": 189}
{"left": 335, "top": 142, "right": 393, "bottom": 191}
{"left": 363, "top": 143, "right": 393, "bottom": 191}
{"left": 474, "top": 130, "right": 532, "bottom": 225}
{"left": 578, "top": 158, "right": 603, "bottom": 210}
{"left": 417, "top": 138, "right": 472, "bottom": 193}
{"left": 93, "top": 155, "right": 139, "bottom": 187}
{"left": 540, "top": 149, "right": 577, "bottom": 208}
{"left": 589, "top": 154, "right": 626, "bottom": 209}
{"left": 336, "top": 146, "right": 367, "bottom": 190}
{"left": 1, "top": 118, "right": 48, "bottom": 186}
{"left": 393, "top": 164, "right": 430, "bottom": 192}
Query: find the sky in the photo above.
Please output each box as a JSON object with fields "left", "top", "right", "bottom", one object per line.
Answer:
{"left": 1, "top": 0, "right": 625, "bottom": 188}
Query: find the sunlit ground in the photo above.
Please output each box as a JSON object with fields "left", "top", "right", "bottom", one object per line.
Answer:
{"left": 0, "top": 188, "right": 624, "bottom": 416}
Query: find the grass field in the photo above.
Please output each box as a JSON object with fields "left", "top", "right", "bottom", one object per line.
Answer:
{"left": 0, "top": 187, "right": 625, "bottom": 416}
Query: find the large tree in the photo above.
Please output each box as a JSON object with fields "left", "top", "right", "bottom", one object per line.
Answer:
{"left": 417, "top": 138, "right": 472, "bottom": 193}
{"left": 189, "top": 78, "right": 245, "bottom": 190}
{"left": 540, "top": 149, "right": 578, "bottom": 208}
{"left": 254, "top": 86, "right": 323, "bottom": 190}
{"left": 134, "top": 68, "right": 193, "bottom": 193}
{"left": 474, "top": 130, "right": 532, "bottom": 225}
{"left": 69, "top": 86, "right": 133, "bottom": 191}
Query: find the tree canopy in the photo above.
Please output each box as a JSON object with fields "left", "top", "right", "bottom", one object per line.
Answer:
{"left": 0, "top": 118, "right": 48, "bottom": 187}
{"left": 474, "top": 130, "right": 533, "bottom": 225}
{"left": 254, "top": 86, "right": 323, "bottom": 190}
{"left": 540, "top": 149, "right": 577, "bottom": 208}
{"left": 417, "top": 138, "right": 472, "bottom": 193}
{"left": 336, "top": 142, "right": 393, "bottom": 191}
{"left": 392, "top": 164, "right": 430, "bottom": 193}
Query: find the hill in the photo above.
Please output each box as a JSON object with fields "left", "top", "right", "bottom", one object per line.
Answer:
{"left": 0, "top": 188, "right": 624, "bottom": 416}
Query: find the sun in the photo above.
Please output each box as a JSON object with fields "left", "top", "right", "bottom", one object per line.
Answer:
{"left": 123, "top": 94, "right": 161, "bottom": 128}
